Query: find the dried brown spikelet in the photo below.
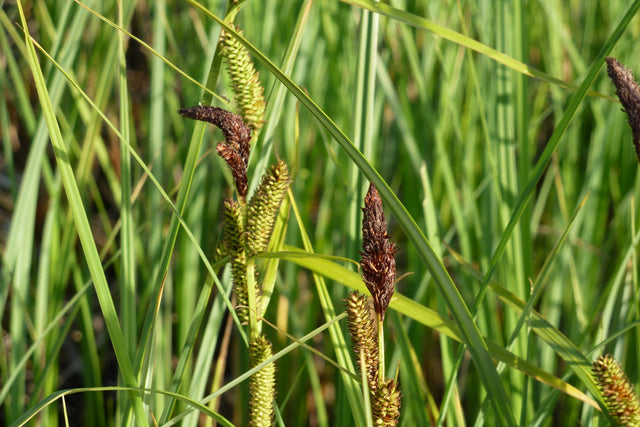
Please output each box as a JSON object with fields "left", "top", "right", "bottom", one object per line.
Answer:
{"left": 361, "top": 183, "right": 396, "bottom": 320}
{"left": 248, "top": 334, "right": 276, "bottom": 427}
{"left": 592, "top": 354, "right": 640, "bottom": 426}
{"left": 221, "top": 26, "right": 266, "bottom": 131}
{"left": 179, "top": 106, "right": 251, "bottom": 199}
{"left": 606, "top": 57, "right": 640, "bottom": 163}
{"left": 345, "top": 292, "right": 379, "bottom": 389}
{"left": 245, "top": 160, "right": 290, "bottom": 256}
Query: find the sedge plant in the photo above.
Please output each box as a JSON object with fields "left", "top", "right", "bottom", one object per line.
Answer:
{"left": 6, "top": 1, "right": 640, "bottom": 426}
{"left": 346, "top": 183, "right": 401, "bottom": 426}
{"left": 180, "top": 24, "right": 288, "bottom": 426}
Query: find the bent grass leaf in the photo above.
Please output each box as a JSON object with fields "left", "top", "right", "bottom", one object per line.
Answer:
{"left": 277, "top": 246, "right": 600, "bottom": 411}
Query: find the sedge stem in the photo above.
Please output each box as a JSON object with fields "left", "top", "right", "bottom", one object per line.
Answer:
{"left": 246, "top": 259, "right": 260, "bottom": 337}
{"left": 377, "top": 313, "right": 385, "bottom": 387}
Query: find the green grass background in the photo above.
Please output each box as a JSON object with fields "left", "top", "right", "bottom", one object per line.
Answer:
{"left": 2, "top": 0, "right": 640, "bottom": 425}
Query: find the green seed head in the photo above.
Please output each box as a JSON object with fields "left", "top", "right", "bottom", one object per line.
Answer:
{"left": 345, "top": 291, "right": 379, "bottom": 389}
{"left": 592, "top": 354, "right": 640, "bottom": 426}
{"left": 371, "top": 378, "right": 401, "bottom": 426}
{"left": 246, "top": 160, "right": 290, "bottom": 256}
{"left": 221, "top": 26, "right": 266, "bottom": 132}
{"left": 248, "top": 334, "right": 276, "bottom": 427}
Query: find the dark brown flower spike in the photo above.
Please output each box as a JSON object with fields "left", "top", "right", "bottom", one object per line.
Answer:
{"left": 361, "top": 183, "right": 396, "bottom": 320}
{"left": 606, "top": 57, "right": 640, "bottom": 163}
{"left": 179, "top": 105, "right": 252, "bottom": 199}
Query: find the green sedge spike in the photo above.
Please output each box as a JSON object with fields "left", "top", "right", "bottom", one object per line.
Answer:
{"left": 246, "top": 160, "right": 290, "bottom": 256}
{"left": 223, "top": 199, "right": 245, "bottom": 253}
{"left": 345, "top": 291, "right": 379, "bottom": 390}
{"left": 592, "top": 354, "right": 640, "bottom": 426}
{"left": 248, "top": 334, "right": 276, "bottom": 427}
{"left": 223, "top": 200, "right": 259, "bottom": 323}
{"left": 230, "top": 252, "right": 250, "bottom": 324}
{"left": 371, "top": 378, "right": 402, "bottom": 427}
{"left": 221, "top": 26, "right": 266, "bottom": 132}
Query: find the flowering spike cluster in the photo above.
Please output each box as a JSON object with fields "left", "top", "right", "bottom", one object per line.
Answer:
{"left": 230, "top": 251, "right": 251, "bottom": 323}
{"left": 361, "top": 183, "right": 396, "bottom": 320}
{"left": 179, "top": 106, "right": 251, "bottom": 199}
{"left": 372, "top": 379, "right": 402, "bottom": 426}
{"left": 606, "top": 57, "right": 640, "bottom": 163}
{"left": 246, "top": 160, "right": 290, "bottom": 256}
{"left": 345, "top": 292, "right": 379, "bottom": 388}
{"left": 592, "top": 354, "right": 640, "bottom": 426}
{"left": 248, "top": 334, "right": 276, "bottom": 427}
{"left": 223, "top": 199, "right": 245, "bottom": 253}
{"left": 221, "top": 26, "right": 266, "bottom": 131}
{"left": 223, "top": 200, "right": 258, "bottom": 323}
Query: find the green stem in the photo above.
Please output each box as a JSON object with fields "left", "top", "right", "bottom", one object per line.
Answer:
{"left": 246, "top": 259, "right": 260, "bottom": 337}
{"left": 377, "top": 313, "right": 385, "bottom": 387}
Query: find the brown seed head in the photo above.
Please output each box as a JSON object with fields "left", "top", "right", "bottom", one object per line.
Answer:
{"left": 606, "top": 57, "right": 640, "bottom": 163}
{"left": 179, "top": 105, "right": 251, "bottom": 199}
{"left": 360, "top": 183, "right": 396, "bottom": 320}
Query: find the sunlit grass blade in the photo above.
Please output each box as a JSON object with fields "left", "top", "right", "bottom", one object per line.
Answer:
{"left": 277, "top": 247, "right": 600, "bottom": 409}
{"left": 287, "top": 190, "right": 367, "bottom": 426}
{"left": 117, "top": 0, "right": 136, "bottom": 369}
{"left": 342, "top": 0, "right": 613, "bottom": 100}
{"left": 467, "top": 4, "right": 640, "bottom": 392}
{"left": 26, "top": 17, "right": 242, "bottom": 351}
{"left": 345, "top": 6, "right": 379, "bottom": 258}
{"left": 14, "top": 1, "right": 147, "bottom": 424}
{"left": 9, "top": 387, "right": 235, "bottom": 427}
{"left": 0, "top": 282, "right": 91, "bottom": 404}
{"left": 1, "top": 2, "right": 100, "bottom": 421}
{"left": 246, "top": 0, "right": 312, "bottom": 194}
{"left": 162, "top": 312, "right": 348, "bottom": 426}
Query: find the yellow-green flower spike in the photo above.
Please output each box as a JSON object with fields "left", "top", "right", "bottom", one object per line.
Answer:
{"left": 345, "top": 291, "right": 379, "bottom": 390}
{"left": 592, "top": 354, "right": 640, "bottom": 426}
{"left": 223, "top": 200, "right": 259, "bottom": 323}
{"left": 221, "top": 26, "right": 266, "bottom": 132}
{"left": 248, "top": 334, "right": 276, "bottom": 427}
{"left": 372, "top": 379, "right": 401, "bottom": 426}
{"left": 246, "top": 160, "right": 290, "bottom": 256}
{"left": 223, "top": 199, "right": 245, "bottom": 253}
{"left": 230, "top": 251, "right": 250, "bottom": 324}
